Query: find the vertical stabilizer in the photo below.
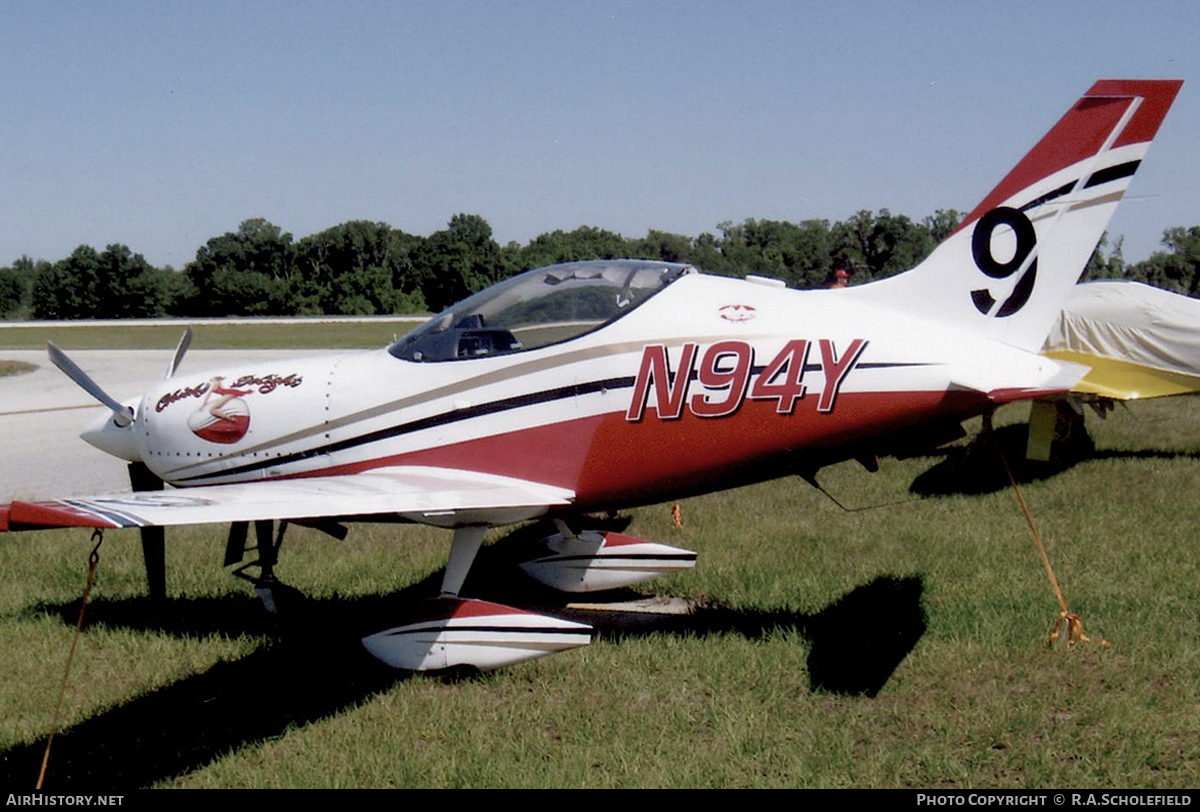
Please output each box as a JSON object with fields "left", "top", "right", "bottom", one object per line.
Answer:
{"left": 848, "top": 79, "right": 1182, "bottom": 351}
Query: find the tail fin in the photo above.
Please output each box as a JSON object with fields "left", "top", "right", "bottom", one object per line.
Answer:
{"left": 849, "top": 79, "right": 1183, "bottom": 351}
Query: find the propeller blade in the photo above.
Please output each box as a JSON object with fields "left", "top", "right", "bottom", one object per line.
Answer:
{"left": 47, "top": 341, "right": 134, "bottom": 427}
{"left": 164, "top": 327, "right": 193, "bottom": 380}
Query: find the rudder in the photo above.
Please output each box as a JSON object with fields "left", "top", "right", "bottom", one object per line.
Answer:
{"left": 849, "top": 79, "right": 1183, "bottom": 351}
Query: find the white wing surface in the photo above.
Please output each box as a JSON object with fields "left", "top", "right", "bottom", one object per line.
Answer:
{"left": 0, "top": 466, "right": 573, "bottom": 531}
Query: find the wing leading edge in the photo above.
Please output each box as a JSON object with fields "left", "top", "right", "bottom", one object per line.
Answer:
{"left": 0, "top": 466, "right": 575, "bottom": 532}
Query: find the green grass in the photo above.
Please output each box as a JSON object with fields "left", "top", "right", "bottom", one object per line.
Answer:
{"left": 0, "top": 360, "right": 37, "bottom": 377}
{"left": 2, "top": 360, "right": 1199, "bottom": 786}
{"left": 0, "top": 319, "right": 425, "bottom": 350}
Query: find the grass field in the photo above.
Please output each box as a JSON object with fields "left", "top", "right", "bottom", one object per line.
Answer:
{"left": 1, "top": 324, "right": 1198, "bottom": 789}
{"left": 0, "top": 360, "right": 36, "bottom": 377}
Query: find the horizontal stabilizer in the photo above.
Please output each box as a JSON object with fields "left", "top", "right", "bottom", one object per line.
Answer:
{"left": 948, "top": 355, "right": 1089, "bottom": 404}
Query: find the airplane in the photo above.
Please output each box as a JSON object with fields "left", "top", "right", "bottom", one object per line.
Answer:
{"left": 0, "top": 78, "right": 1183, "bottom": 672}
{"left": 1047, "top": 281, "right": 1200, "bottom": 402}
{"left": 1028, "top": 279, "right": 1200, "bottom": 461}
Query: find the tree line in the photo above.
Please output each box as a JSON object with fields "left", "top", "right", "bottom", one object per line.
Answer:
{"left": 2, "top": 211, "right": 1197, "bottom": 320}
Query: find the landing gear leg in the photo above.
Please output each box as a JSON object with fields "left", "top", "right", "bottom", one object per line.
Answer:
{"left": 440, "top": 526, "right": 486, "bottom": 597}
{"left": 128, "top": 462, "right": 166, "bottom": 601}
{"left": 231, "top": 519, "right": 291, "bottom": 614}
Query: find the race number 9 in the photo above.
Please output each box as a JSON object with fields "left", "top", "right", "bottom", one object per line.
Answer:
{"left": 970, "top": 206, "right": 1038, "bottom": 318}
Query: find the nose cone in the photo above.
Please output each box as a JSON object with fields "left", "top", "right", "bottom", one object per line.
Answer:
{"left": 81, "top": 406, "right": 140, "bottom": 461}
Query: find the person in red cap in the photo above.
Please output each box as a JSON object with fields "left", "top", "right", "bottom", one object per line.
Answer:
{"left": 829, "top": 268, "right": 850, "bottom": 289}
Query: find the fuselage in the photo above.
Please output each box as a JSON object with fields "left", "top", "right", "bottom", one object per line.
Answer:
{"left": 94, "top": 270, "right": 1067, "bottom": 513}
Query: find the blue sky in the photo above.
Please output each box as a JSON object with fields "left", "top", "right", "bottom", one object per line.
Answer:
{"left": 2, "top": 1, "right": 1197, "bottom": 269}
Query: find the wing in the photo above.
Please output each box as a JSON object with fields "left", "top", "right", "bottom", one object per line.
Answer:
{"left": 0, "top": 465, "right": 574, "bottom": 532}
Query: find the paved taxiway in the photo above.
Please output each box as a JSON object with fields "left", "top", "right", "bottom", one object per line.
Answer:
{"left": 1, "top": 349, "right": 322, "bottom": 499}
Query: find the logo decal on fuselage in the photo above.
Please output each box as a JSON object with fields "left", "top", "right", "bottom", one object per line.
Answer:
{"left": 625, "top": 339, "right": 867, "bottom": 422}
{"left": 718, "top": 304, "right": 758, "bottom": 322}
{"left": 156, "top": 372, "right": 304, "bottom": 445}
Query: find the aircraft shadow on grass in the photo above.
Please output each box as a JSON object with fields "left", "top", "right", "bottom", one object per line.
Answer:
{"left": 908, "top": 423, "right": 1200, "bottom": 498}
{"left": 0, "top": 535, "right": 925, "bottom": 790}
{"left": 908, "top": 424, "right": 1087, "bottom": 497}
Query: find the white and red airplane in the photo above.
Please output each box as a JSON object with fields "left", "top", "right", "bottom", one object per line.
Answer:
{"left": 0, "top": 79, "right": 1183, "bottom": 671}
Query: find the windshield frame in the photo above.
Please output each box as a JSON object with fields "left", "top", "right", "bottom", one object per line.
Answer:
{"left": 388, "top": 259, "right": 695, "bottom": 362}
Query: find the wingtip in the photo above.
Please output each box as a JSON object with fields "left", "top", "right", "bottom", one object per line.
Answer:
{"left": 7, "top": 500, "right": 120, "bottom": 530}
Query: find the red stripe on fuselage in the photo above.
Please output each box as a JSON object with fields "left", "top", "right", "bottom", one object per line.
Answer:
{"left": 572, "top": 388, "right": 985, "bottom": 507}
{"left": 283, "top": 388, "right": 989, "bottom": 509}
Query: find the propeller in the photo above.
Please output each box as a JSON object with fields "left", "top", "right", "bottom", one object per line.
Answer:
{"left": 164, "top": 326, "right": 193, "bottom": 380}
{"left": 47, "top": 341, "right": 134, "bottom": 427}
{"left": 48, "top": 329, "right": 193, "bottom": 601}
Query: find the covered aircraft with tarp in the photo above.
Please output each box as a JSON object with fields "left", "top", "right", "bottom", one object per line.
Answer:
{"left": 1045, "top": 280, "right": 1200, "bottom": 400}
{"left": 1030, "top": 280, "right": 1200, "bottom": 460}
